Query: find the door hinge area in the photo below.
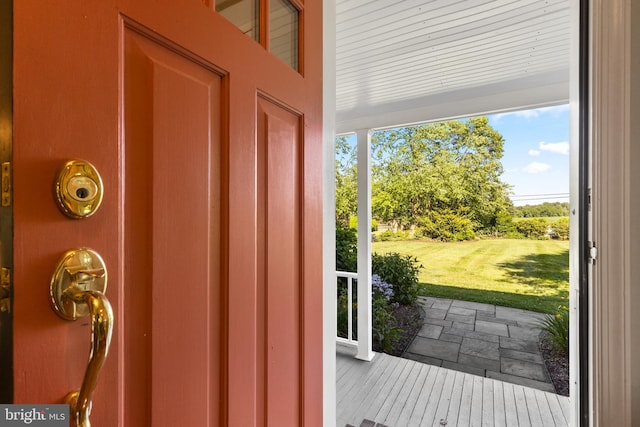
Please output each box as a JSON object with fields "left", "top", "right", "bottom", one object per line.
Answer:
{"left": 0, "top": 267, "right": 10, "bottom": 313}
{"left": 1, "top": 162, "right": 10, "bottom": 207}
{"left": 588, "top": 241, "right": 598, "bottom": 264}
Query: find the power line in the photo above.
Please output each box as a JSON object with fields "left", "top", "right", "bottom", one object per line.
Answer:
{"left": 512, "top": 196, "right": 570, "bottom": 202}
{"left": 511, "top": 193, "right": 569, "bottom": 198}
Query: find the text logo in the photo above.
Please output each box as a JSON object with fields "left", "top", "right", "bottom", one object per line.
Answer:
{"left": 0, "top": 405, "right": 68, "bottom": 426}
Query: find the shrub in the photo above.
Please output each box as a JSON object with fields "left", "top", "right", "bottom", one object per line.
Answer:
{"left": 371, "top": 274, "right": 401, "bottom": 351}
{"left": 551, "top": 217, "right": 570, "bottom": 240}
{"left": 514, "top": 217, "right": 549, "bottom": 239}
{"left": 349, "top": 216, "right": 378, "bottom": 232}
{"left": 495, "top": 210, "right": 516, "bottom": 235}
{"left": 504, "top": 231, "right": 525, "bottom": 239}
{"left": 372, "top": 296, "right": 401, "bottom": 353}
{"left": 336, "top": 289, "right": 355, "bottom": 340}
{"left": 377, "top": 230, "right": 409, "bottom": 241}
{"left": 336, "top": 221, "right": 357, "bottom": 271}
{"left": 372, "top": 274, "right": 394, "bottom": 301}
{"left": 372, "top": 252, "right": 422, "bottom": 305}
{"left": 420, "top": 209, "right": 476, "bottom": 242}
{"left": 538, "top": 306, "right": 569, "bottom": 355}
{"left": 336, "top": 275, "right": 401, "bottom": 352}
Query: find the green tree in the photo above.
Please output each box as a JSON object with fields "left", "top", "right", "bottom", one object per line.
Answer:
{"left": 335, "top": 136, "right": 358, "bottom": 224}
{"left": 371, "top": 117, "right": 511, "bottom": 232}
{"left": 514, "top": 202, "right": 570, "bottom": 218}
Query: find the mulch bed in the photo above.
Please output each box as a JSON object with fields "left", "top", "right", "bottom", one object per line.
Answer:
{"left": 373, "top": 303, "right": 425, "bottom": 356}
{"left": 539, "top": 331, "right": 569, "bottom": 396}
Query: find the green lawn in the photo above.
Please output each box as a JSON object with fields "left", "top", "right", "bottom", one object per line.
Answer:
{"left": 372, "top": 239, "right": 569, "bottom": 314}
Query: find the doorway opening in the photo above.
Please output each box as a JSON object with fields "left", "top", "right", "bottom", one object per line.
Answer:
{"left": 328, "top": 0, "right": 588, "bottom": 424}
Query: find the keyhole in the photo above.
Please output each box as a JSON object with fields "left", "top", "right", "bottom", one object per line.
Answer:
{"left": 76, "top": 188, "right": 90, "bottom": 199}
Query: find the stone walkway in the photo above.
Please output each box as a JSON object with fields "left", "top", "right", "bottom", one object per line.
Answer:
{"left": 403, "top": 296, "right": 556, "bottom": 393}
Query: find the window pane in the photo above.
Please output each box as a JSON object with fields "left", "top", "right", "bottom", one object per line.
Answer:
{"left": 216, "top": 0, "right": 259, "bottom": 41}
{"left": 270, "top": 0, "right": 298, "bottom": 71}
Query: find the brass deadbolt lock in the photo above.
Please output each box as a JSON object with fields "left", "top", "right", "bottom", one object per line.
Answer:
{"left": 55, "top": 160, "right": 103, "bottom": 219}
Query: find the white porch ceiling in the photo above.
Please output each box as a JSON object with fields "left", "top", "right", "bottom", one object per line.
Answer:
{"left": 335, "top": 0, "right": 571, "bottom": 133}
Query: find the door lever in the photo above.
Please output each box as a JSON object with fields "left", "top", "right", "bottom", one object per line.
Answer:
{"left": 50, "top": 248, "right": 113, "bottom": 427}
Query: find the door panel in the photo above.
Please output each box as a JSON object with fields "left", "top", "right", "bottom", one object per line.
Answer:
{"left": 13, "top": 0, "right": 322, "bottom": 425}
{"left": 123, "top": 28, "right": 224, "bottom": 426}
{"left": 257, "top": 97, "right": 301, "bottom": 425}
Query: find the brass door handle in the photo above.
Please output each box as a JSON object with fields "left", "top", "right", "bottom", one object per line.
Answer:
{"left": 50, "top": 249, "right": 113, "bottom": 427}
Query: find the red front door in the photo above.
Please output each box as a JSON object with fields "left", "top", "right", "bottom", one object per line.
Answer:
{"left": 13, "top": 1, "right": 323, "bottom": 425}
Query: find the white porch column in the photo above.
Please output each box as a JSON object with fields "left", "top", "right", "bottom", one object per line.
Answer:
{"left": 356, "top": 128, "right": 374, "bottom": 361}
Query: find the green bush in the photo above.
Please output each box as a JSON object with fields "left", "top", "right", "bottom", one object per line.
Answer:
{"left": 412, "top": 228, "right": 424, "bottom": 239}
{"left": 538, "top": 306, "right": 569, "bottom": 355}
{"left": 349, "top": 216, "right": 378, "bottom": 232}
{"left": 336, "top": 275, "right": 401, "bottom": 353}
{"left": 377, "top": 230, "right": 409, "bottom": 241}
{"left": 504, "top": 231, "right": 525, "bottom": 239}
{"left": 336, "top": 222, "right": 357, "bottom": 271}
{"left": 495, "top": 210, "right": 516, "bottom": 235}
{"left": 336, "top": 289, "right": 356, "bottom": 340}
{"left": 372, "top": 252, "right": 422, "bottom": 305}
{"left": 420, "top": 209, "right": 476, "bottom": 242}
{"left": 372, "top": 296, "right": 400, "bottom": 352}
{"left": 552, "top": 217, "right": 570, "bottom": 240}
{"left": 514, "top": 217, "right": 549, "bottom": 239}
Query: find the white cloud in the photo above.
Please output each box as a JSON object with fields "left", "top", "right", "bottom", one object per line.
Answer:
{"left": 523, "top": 162, "right": 551, "bottom": 174}
{"left": 511, "top": 110, "right": 540, "bottom": 119}
{"left": 528, "top": 149, "right": 541, "bottom": 156}
{"left": 539, "top": 141, "right": 570, "bottom": 155}
{"left": 538, "top": 104, "right": 570, "bottom": 115}
{"left": 491, "top": 104, "right": 569, "bottom": 122}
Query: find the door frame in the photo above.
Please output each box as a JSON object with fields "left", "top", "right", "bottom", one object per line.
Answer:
{"left": 0, "top": 0, "right": 12, "bottom": 405}
{"left": 321, "top": 0, "right": 337, "bottom": 425}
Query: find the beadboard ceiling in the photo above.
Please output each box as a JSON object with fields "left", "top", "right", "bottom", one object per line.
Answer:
{"left": 335, "top": 0, "right": 571, "bottom": 133}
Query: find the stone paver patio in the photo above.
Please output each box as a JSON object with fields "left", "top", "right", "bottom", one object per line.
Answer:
{"left": 403, "top": 296, "right": 556, "bottom": 393}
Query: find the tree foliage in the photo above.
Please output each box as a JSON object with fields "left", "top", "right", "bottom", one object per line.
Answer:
{"left": 335, "top": 136, "right": 358, "bottom": 224}
{"left": 370, "top": 117, "right": 512, "bottom": 232}
{"left": 514, "top": 202, "right": 569, "bottom": 218}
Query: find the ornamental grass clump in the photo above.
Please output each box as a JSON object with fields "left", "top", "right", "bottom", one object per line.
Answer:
{"left": 538, "top": 306, "right": 569, "bottom": 355}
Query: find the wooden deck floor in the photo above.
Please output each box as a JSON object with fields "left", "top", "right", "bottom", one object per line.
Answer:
{"left": 337, "top": 345, "right": 570, "bottom": 427}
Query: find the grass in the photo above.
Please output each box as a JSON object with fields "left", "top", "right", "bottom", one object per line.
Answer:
{"left": 372, "top": 239, "right": 569, "bottom": 314}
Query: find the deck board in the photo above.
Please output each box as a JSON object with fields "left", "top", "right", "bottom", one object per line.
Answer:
{"left": 493, "top": 380, "right": 506, "bottom": 427}
{"left": 481, "top": 378, "right": 494, "bottom": 426}
{"left": 336, "top": 344, "right": 570, "bottom": 427}
{"left": 457, "top": 372, "right": 475, "bottom": 426}
{"left": 434, "top": 369, "right": 456, "bottom": 425}
{"left": 546, "top": 391, "right": 569, "bottom": 425}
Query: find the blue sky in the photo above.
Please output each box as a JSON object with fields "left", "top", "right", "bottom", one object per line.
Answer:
{"left": 487, "top": 105, "right": 570, "bottom": 206}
